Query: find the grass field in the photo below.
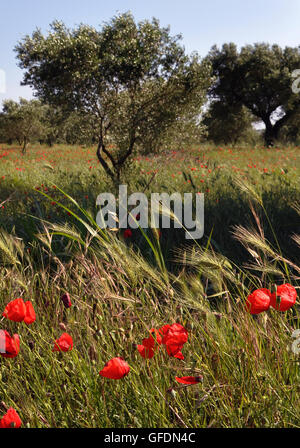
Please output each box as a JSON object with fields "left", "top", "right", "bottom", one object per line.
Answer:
{"left": 0, "top": 142, "right": 299, "bottom": 428}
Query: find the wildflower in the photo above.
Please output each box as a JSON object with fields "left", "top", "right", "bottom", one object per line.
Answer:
{"left": 0, "top": 408, "right": 22, "bottom": 428}
{"left": 99, "top": 357, "right": 130, "bottom": 379}
{"left": 52, "top": 333, "right": 73, "bottom": 352}
{"left": 175, "top": 376, "right": 203, "bottom": 385}
{"left": 3, "top": 298, "right": 35, "bottom": 325}
{"left": 159, "top": 323, "right": 188, "bottom": 359}
{"left": 61, "top": 293, "right": 72, "bottom": 309}
{"left": 270, "top": 284, "right": 297, "bottom": 311}
{"left": 0, "top": 331, "right": 20, "bottom": 358}
{"left": 245, "top": 288, "right": 271, "bottom": 315}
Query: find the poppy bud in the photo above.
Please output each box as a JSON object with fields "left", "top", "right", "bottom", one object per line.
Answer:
{"left": 61, "top": 293, "right": 72, "bottom": 309}
{"left": 124, "top": 229, "right": 132, "bottom": 239}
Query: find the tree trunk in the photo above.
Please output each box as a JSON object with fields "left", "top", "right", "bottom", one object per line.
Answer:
{"left": 22, "top": 137, "right": 28, "bottom": 154}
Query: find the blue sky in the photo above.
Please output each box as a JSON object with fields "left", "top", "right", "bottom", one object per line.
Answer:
{"left": 1, "top": 0, "right": 300, "bottom": 102}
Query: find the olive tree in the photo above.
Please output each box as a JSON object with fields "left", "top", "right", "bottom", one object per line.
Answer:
{"left": 1, "top": 98, "right": 47, "bottom": 153}
{"left": 15, "top": 13, "right": 211, "bottom": 183}
{"left": 206, "top": 43, "right": 300, "bottom": 146}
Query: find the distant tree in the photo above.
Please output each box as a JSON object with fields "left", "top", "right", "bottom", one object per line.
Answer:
{"left": 203, "top": 101, "right": 259, "bottom": 145}
{"left": 15, "top": 13, "right": 211, "bottom": 184}
{"left": 206, "top": 43, "right": 300, "bottom": 146}
{"left": 1, "top": 98, "right": 47, "bottom": 153}
{"left": 41, "top": 106, "right": 66, "bottom": 146}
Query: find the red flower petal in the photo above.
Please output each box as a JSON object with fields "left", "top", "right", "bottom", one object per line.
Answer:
{"left": 137, "top": 344, "right": 155, "bottom": 359}
{"left": 52, "top": 333, "right": 73, "bottom": 352}
{"left": 160, "top": 323, "right": 188, "bottom": 358}
{"left": 0, "top": 331, "right": 20, "bottom": 358}
{"left": 23, "top": 301, "right": 36, "bottom": 325}
{"left": 175, "top": 376, "right": 203, "bottom": 385}
{"left": 2, "top": 298, "right": 26, "bottom": 322}
{"left": 245, "top": 288, "right": 271, "bottom": 315}
{"left": 0, "top": 408, "right": 22, "bottom": 428}
{"left": 99, "top": 357, "right": 130, "bottom": 379}
{"left": 270, "top": 284, "right": 297, "bottom": 311}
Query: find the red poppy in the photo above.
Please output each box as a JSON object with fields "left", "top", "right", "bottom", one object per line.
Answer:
{"left": 99, "top": 357, "right": 130, "bottom": 380}
{"left": 61, "top": 293, "right": 72, "bottom": 309}
{"left": 124, "top": 229, "right": 132, "bottom": 239}
{"left": 0, "top": 331, "right": 20, "bottom": 358}
{"left": 270, "top": 284, "right": 297, "bottom": 311}
{"left": 52, "top": 333, "right": 73, "bottom": 352}
{"left": 23, "top": 301, "right": 36, "bottom": 325}
{"left": 175, "top": 376, "right": 203, "bottom": 385}
{"left": 137, "top": 344, "right": 155, "bottom": 359}
{"left": 2, "top": 298, "right": 26, "bottom": 322}
{"left": 137, "top": 329, "right": 162, "bottom": 359}
{"left": 245, "top": 288, "right": 271, "bottom": 315}
{"left": 0, "top": 408, "right": 22, "bottom": 428}
{"left": 159, "top": 323, "right": 188, "bottom": 359}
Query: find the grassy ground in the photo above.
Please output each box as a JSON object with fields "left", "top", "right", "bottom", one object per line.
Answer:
{"left": 0, "top": 142, "right": 299, "bottom": 428}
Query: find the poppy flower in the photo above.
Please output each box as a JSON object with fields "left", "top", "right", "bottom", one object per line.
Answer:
{"left": 0, "top": 331, "right": 20, "bottom": 358}
{"left": 137, "top": 329, "right": 162, "bottom": 359}
{"left": 0, "top": 408, "right": 22, "bottom": 428}
{"left": 23, "top": 301, "right": 36, "bottom": 325}
{"left": 124, "top": 229, "right": 132, "bottom": 239}
{"left": 99, "top": 357, "right": 130, "bottom": 380}
{"left": 2, "top": 298, "right": 26, "bottom": 322}
{"left": 270, "top": 284, "right": 297, "bottom": 311}
{"left": 137, "top": 344, "right": 155, "bottom": 359}
{"left": 159, "top": 323, "right": 188, "bottom": 359}
{"left": 61, "top": 293, "right": 72, "bottom": 309}
{"left": 245, "top": 288, "right": 271, "bottom": 315}
{"left": 52, "top": 333, "right": 73, "bottom": 352}
{"left": 175, "top": 376, "right": 203, "bottom": 385}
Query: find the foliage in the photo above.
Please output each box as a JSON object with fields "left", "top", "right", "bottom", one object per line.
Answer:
{"left": 203, "top": 102, "right": 260, "bottom": 145}
{"left": 206, "top": 43, "right": 300, "bottom": 146}
{"left": 0, "top": 99, "right": 48, "bottom": 153}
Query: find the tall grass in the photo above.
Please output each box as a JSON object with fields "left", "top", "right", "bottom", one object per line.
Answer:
{"left": 0, "top": 173, "right": 299, "bottom": 428}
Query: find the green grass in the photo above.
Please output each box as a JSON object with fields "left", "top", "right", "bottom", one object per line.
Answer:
{"left": 0, "top": 142, "right": 299, "bottom": 427}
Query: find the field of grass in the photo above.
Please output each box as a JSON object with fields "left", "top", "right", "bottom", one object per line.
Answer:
{"left": 0, "top": 142, "right": 299, "bottom": 428}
